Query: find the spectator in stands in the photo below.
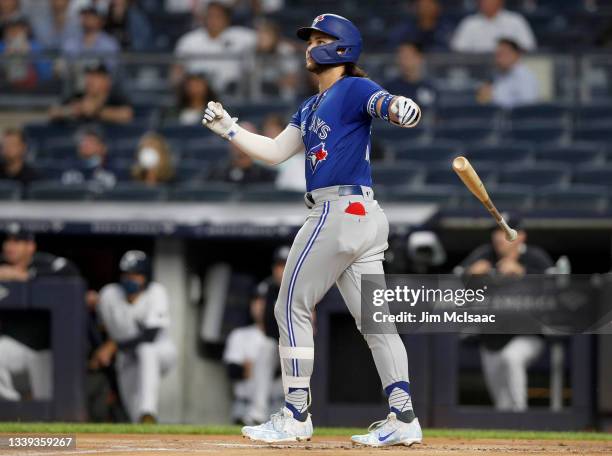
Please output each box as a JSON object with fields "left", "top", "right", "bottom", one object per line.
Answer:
{"left": 456, "top": 214, "right": 553, "bottom": 411}
{"left": 223, "top": 245, "right": 288, "bottom": 425}
{"left": 208, "top": 121, "right": 276, "bottom": 185}
{"left": 0, "top": 222, "right": 80, "bottom": 401}
{"left": 131, "top": 132, "right": 175, "bottom": 186}
{"left": 62, "top": 3, "right": 120, "bottom": 71}
{"left": 61, "top": 127, "right": 117, "bottom": 191}
{"left": 162, "top": 72, "right": 218, "bottom": 126}
{"left": 27, "top": 0, "right": 79, "bottom": 50}
{"left": 174, "top": 1, "right": 256, "bottom": 93}
{"left": 263, "top": 114, "right": 305, "bottom": 192}
{"left": 388, "top": 0, "right": 454, "bottom": 51}
{"left": 97, "top": 250, "right": 177, "bottom": 423}
{"left": 385, "top": 42, "right": 437, "bottom": 108}
{"left": 255, "top": 19, "right": 299, "bottom": 99}
{"left": 104, "top": 0, "right": 153, "bottom": 51}
{"left": 0, "top": 16, "right": 53, "bottom": 89}
{"left": 0, "top": 0, "right": 21, "bottom": 30}
{"left": 477, "top": 39, "right": 539, "bottom": 109}
{"left": 49, "top": 62, "right": 133, "bottom": 124}
{"left": 165, "top": 0, "right": 283, "bottom": 16}
{"left": 450, "top": 0, "right": 536, "bottom": 53}
{"left": 0, "top": 127, "right": 38, "bottom": 186}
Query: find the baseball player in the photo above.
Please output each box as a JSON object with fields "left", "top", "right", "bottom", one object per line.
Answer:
{"left": 202, "top": 14, "right": 422, "bottom": 447}
{"left": 97, "top": 251, "right": 176, "bottom": 423}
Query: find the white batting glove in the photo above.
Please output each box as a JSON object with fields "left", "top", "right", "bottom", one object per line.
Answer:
{"left": 202, "top": 101, "right": 238, "bottom": 139}
{"left": 390, "top": 96, "right": 421, "bottom": 128}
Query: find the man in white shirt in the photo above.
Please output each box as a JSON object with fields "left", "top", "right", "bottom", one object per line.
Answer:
{"left": 451, "top": 0, "right": 536, "bottom": 53}
{"left": 477, "top": 39, "right": 539, "bottom": 109}
{"left": 97, "top": 251, "right": 176, "bottom": 423}
{"left": 223, "top": 290, "right": 282, "bottom": 425}
{"left": 174, "top": 2, "right": 256, "bottom": 93}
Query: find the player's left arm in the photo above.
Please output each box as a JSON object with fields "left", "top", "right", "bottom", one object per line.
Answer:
{"left": 355, "top": 79, "right": 421, "bottom": 128}
{"left": 373, "top": 94, "right": 421, "bottom": 128}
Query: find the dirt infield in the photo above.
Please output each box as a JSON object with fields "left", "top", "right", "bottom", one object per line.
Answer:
{"left": 9, "top": 433, "right": 612, "bottom": 456}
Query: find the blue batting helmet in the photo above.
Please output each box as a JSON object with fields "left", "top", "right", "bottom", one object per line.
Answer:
{"left": 297, "top": 14, "right": 362, "bottom": 65}
{"left": 120, "top": 250, "right": 152, "bottom": 281}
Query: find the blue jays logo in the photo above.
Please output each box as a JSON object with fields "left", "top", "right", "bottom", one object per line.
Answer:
{"left": 313, "top": 14, "right": 326, "bottom": 26}
{"left": 307, "top": 142, "right": 328, "bottom": 172}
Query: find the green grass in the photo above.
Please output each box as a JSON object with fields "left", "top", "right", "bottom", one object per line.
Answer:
{"left": 0, "top": 423, "right": 610, "bottom": 441}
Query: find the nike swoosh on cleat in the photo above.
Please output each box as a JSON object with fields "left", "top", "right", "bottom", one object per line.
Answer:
{"left": 378, "top": 430, "right": 397, "bottom": 442}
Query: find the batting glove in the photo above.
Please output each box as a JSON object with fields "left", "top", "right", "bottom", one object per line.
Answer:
{"left": 202, "top": 101, "right": 239, "bottom": 140}
{"left": 390, "top": 96, "right": 421, "bottom": 128}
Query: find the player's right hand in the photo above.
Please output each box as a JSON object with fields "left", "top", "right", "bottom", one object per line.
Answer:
{"left": 202, "top": 101, "right": 238, "bottom": 139}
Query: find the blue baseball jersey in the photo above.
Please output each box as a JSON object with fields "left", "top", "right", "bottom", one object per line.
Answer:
{"left": 289, "top": 77, "right": 387, "bottom": 192}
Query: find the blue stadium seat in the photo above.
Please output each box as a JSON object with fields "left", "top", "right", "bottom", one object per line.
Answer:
{"left": 101, "top": 125, "right": 147, "bottom": 143}
{"left": 507, "top": 123, "right": 566, "bottom": 143}
{"left": 182, "top": 140, "right": 228, "bottom": 162}
{"left": 25, "top": 123, "right": 77, "bottom": 146}
{"left": 232, "top": 101, "right": 292, "bottom": 119}
{"left": 169, "top": 183, "right": 237, "bottom": 202}
{"left": 36, "top": 144, "right": 75, "bottom": 160}
{"left": 371, "top": 163, "right": 423, "bottom": 187}
{"left": 509, "top": 103, "right": 570, "bottom": 123}
{"left": 534, "top": 185, "right": 608, "bottom": 213}
{"left": 95, "top": 183, "right": 167, "bottom": 201}
{"left": 160, "top": 124, "right": 210, "bottom": 142}
{"left": 0, "top": 179, "right": 22, "bottom": 200}
{"left": 35, "top": 160, "right": 74, "bottom": 179}
{"left": 498, "top": 164, "right": 570, "bottom": 187}
{"left": 435, "top": 103, "right": 501, "bottom": 124}
{"left": 239, "top": 185, "right": 304, "bottom": 203}
{"left": 373, "top": 121, "right": 427, "bottom": 143}
{"left": 108, "top": 144, "right": 136, "bottom": 160}
{"left": 434, "top": 124, "right": 495, "bottom": 143}
{"left": 574, "top": 126, "right": 612, "bottom": 143}
{"left": 460, "top": 184, "right": 532, "bottom": 210}
{"left": 424, "top": 163, "right": 496, "bottom": 186}
{"left": 394, "top": 141, "right": 462, "bottom": 163}
{"left": 465, "top": 143, "right": 532, "bottom": 165}
{"left": 175, "top": 161, "right": 209, "bottom": 183}
{"left": 381, "top": 184, "right": 458, "bottom": 207}
{"left": 575, "top": 103, "right": 612, "bottom": 126}
{"left": 28, "top": 181, "right": 93, "bottom": 200}
{"left": 573, "top": 165, "right": 612, "bottom": 188}
{"left": 535, "top": 143, "right": 603, "bottom": 165}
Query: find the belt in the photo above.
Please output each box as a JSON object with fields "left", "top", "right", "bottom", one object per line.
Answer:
{"left": 305, "top": 185, "right": 373, "bottom": 207}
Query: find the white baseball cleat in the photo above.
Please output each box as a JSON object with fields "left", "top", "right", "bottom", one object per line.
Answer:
{"left": 241, "top": 407, "right": 313, "bottom": 443}
{"left": 351, "top": 412, "right": 422, "bottom": 447}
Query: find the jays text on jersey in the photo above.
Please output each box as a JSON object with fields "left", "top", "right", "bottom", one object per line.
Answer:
{"left": 289, "top": 76, "right": 387, "bottom": 192}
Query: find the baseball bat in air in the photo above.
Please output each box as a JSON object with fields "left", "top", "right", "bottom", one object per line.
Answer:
{"left": 452, "top": 156, "right": 518, "bottom": 242}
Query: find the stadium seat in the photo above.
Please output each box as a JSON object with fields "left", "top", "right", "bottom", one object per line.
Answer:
{"left": 509, "top": 103, "right": 570, "bottom": 124}
{"left": 36, "top": 144, "right": 75, "bottom": 160}
{"left": 174, "top": 161, "right": 209, "bottom": 183}
{"left": 239, "top": 185, "right": 304, "bottom": 203}
{"left": 0, "top": 179, "right": 22, "bottom": 200}
{"left": 95, "top": 183, "right": 167, "bottom": 201}
{"left": 574, "top": 126, "right": 612, "bottom": 143}
{"left": 465, "top": 143, "right": 532, "bottom": 165}
{"left": 373, "top": 121, "right": 427, "bottom": 143}
{"left": 381, "top": 184, "right": 459, "bottom": 207}
{"left": 434, "top": 103, "right": 501, "bottom": 124}
{"left": 573, "top": 166, "right": 612, "bottom": 188}
{"left": 394, "top": 141, "right": 462, "bottom": 163}
{"left": 507, "top": 123, "right": 566, "bottom": 144}
{"left": 434, "top": 124, "right": 495, "bottom": 143}
{"left": 574, "top": 103, "right": 612, "bottom": 126}
{"left": 160, "top": 124, "right": 210, "bottom": 142}
{"left": 169, "top": 183, "right": 237, "bottom": 202}
{"left": 371, "top": 163, "right": 423, "bottom": 187}
{"left": 534, "top": 143, "right": 603, "bottom": 165}
{"left": 498, "top": 164, "right": 570, "bottom": 187}
{"left": 28, "top": 181, "right": 93, "bottom": 201}
{"left": 534, "top": 185, "right": 608, "bottom": 213}
{"left": 182, "top": 140, "right": 228, "bottom": 162}
{"left": 460, "top": 184, "right": 532, "bottom": 210}
{"left": 424, "top": 163, "right": 496, "bottom": 186}
{"left": 100, "top": 124, "right": 147, "bottom": 143}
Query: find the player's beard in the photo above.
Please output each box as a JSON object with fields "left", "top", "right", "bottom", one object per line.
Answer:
{"left": 306, "top": 58, "right": 338, "bottom": 75}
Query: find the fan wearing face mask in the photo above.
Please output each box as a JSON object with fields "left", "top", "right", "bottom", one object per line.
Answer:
{"left": 131, "top": 132, "right": 175, "bottom": 186}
